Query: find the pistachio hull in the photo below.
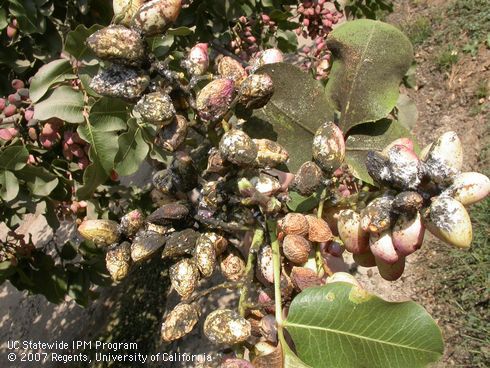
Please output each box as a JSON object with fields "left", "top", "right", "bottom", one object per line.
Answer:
{"left": 184, "top": 43, "right": 209, "bottom": 76}
{"left": 78, "top": 219, "right": 120, "bottom": 245}
{"left": 376, "top": 256, "right": 405, "bottom": 281}
{"left": 423, "top": 131, "right": 462, "bottom": 184}
{"left": 90, "top": 64, "right": 149, "bottom": 100}
{"left": 170, "top": 259, "right": 200, "bottom": 299}
{"left": 369, "top": 230, "right": 400, "bottom": 264}
{"left": 337, "top": 209, "right": 369, "bottom": 254}
{"left": 217, "top": 56, "right": 248, "bottom": 86}
{"left": 282, "top": 234, "right": 311, "bottom": 264}
{"left": 360, "top": 195, "right": 394, "bottom": 233}
{"left": 219, "top": 129, "right": 257, "bottom": 166}
{"left": 194, "top": 234, "right": 217, "bottom": 278}
{"left": 220, "top": 249, "right": 246, "bottom": 281}
{"left": 442, "top": 172, "right": 490, "bottom": 206}
{"left": 134, "top": 92, "right": 175, "bottom": 125}
{"left": 113, "top": 0, "right": 144, "bottom": 26}
{"left": 238, "top": 74, "right": 274, "bottom": 109}
{"left": 161, "top": 303, "right": 200, "bottom": 342}
{"left": 157, "top": 115, "right": 188, "bottom": 152}
{"left": 131, "top": 231, "right": 166, "bottom": 262}
{"left": 291, "top": 161, "right": 324, "bottom": 196}
{"left": 312, "top": 122, "right": 345, "bottom": 173}
{"left": 278, "top": 213, "right": 309, "bottom": 237}
{"left": 423, "top": 196, "right": 472, "bottom": 249}
{"left": 392, "top": 212, "right": 425, "bottom": 256}
{"left": 353, "top": 250, "right": 377, "bottom": 267}
{"left": 196, "top": 78, "right": 236, "bottom": 122}
{"left": 305, "top": 215, "right": 333, "bottom": 243}
{"left": 204, "top": 309, "right": 251, "bottom": 345}
{"left": 119, "top": 209, "right": 144, "bottom": 237}
{"left": 253, "top": 139, "right": 288, "bottom": 168}
{"left": 131, "top": 0, "right": 182, "bottom": 36}
{"left": 105, "top": 242, "right": 131, "bottom": 281}
{"left": 86, "top": 25, "right": 144, "bottom": 66}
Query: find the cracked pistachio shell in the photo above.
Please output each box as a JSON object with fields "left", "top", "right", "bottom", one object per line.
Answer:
{"left": 278, "top": 213, "right": 309, "bottom": 236}
{"left": 134, "top": 92, "right": 176, "bottom": 125}
{"left": 337, "top": 209, "right": 369, "bottom": 255}
{"left": 194, "top": 234, "right": 217, "bottom": 278}
{"left": 196, "top": 78, "right": 236, "bottom": 122}
{"left": 90, "top": 64, "right": 149, "bottom": 100}
{"left": 376, "top": 255, "right": 406, "bottom": 281}
{"left": 253, "top": 139, "right": 289, "bottom": 168}
{"left": 282, "top": 234, "right": 311, "bottom": 264}
{"left": 119, "top": 209, "right": 144, "bottom": 237}
{"left": 161, "top": 303, "right": 200, "bottom": 342}
{"left": 217, "top": 56, "right": 248, "bottom": 86}
{"left": 392, "top": 212, "right": 425, "bottom": 256}
{"left": 157, "top": 115, "right": 188, "bottom": 152}
{"left": 170, "top": 258, "right": 200, "bottom": 299}
{"left": 220, "top": 249, "right": 246, "bottom": 281}
{"left": 86, "top": 25, "right": 144, "bottom": 65}
{"left": 291, "top": 161, "right": 324, "bottom": 196}
{"left": 203, "top": 232, "right": 228, "bottom": 255}
{"left": 131, "top": 230, "right": 166, "bottom": 262}
{"left": 113, "top": 0, "right": 145, "bottom": 26}
{"left": 312, "top": 122, "right": 345, "bottom": 173}
{"left": 105, "top": 242, "right": 131, "bottom": 282}
{"left": 78, "top": 219, "right": 120, "bottom": 245}
{"left": 423, "top": 196, "right": 472, "bottom": 249}
{"left": 250, "top": 173, "right": 281, "bottom": 196}
{"left": 204, "top": 309, "right": 251, "bottom": 345}
{"left": 219, "top": 129, "right": 258, "bottom": 166}
{"left": 131, "top": 0, "right": 182, "bottom": 36}
{"left": 238, "top": 74, "right": 274, "bottom": 109}
{"left": 442, "top": 172, "right": 490, "bottom": 206}
{"left": 369, "top": 230, "right": 400, "bottom": 264}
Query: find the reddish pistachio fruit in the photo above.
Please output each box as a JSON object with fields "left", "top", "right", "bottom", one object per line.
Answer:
{"left": 78, "top": 219, "right": 120, "bottom": 245}
{"left": 184, "top": 43, "right": 209, "bottom": 76}
{"left": 337, "top": 209, "right": 369, "bottom": 254}
{"left": 392, "top": 212, "right": 425, "bottom": 256}
{"left": 161, "top": 303, "right": 200, "bottom": 342}
{"left": 385, "top": 144, "right": 422, "bottom": 190}
{"left": 282, "top": 234, "right": 311, "bottom": 264}
{"left": 250, "top": 48, "right": 284, "bottom": 72}
{"left": 312, "top": 122, "right": 345, "bottom": 173}
{"left": 369, "top": 230, "right": 400, "bottom": 264}
{"left": 353, "top": 250, "right": 377, "bottom": 267}
{"left": 86, "top": 25, "right": 145, "bottom": 66}
{"left": 204, "top": 309, "right": 251, "bottom": 345}
{"left": 6, "top": 24, "right": 17, "bottom": 38}
{"left": 131, "top": 0, "right": 182, "bottom": 35}
{"left": 3, "top": 104, "right": 17, "bottom": 117}
{"left": 382, "top": 138, "right": 414, "bottom": 154}
{"left": 442, "top": 172, "right": 490, "bottom": 206}
{"left": 196, "top": 78, "right": 236, "bottom": 122}
{"left": 376, "top": 256, "right": 406, "bottom": 281}
{"left": 217, "top": 56, "right": 248, "bottom": 86}
{"left": 305, "top": 215, "right": 333, "bottom": 243}
{"left": 422, "top": 196, "right": 472, "bottom": 249}
{"left": 278, "top": 213, "right": 309, "bottom": 237}
{"left": 219, "top": 129, "right": 257, "bottom": 166}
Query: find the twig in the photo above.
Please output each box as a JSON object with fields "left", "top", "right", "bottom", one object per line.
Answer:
{"left": 210, "top": 40, "right": 249, "bottom": 67}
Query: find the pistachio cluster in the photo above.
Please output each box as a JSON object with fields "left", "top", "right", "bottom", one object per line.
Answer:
{"left": 335, "top": 132, "right": 489, "bottom": 281}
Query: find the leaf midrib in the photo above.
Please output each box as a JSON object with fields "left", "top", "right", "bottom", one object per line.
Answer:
{"left": 343, "top": 22, "right": 376, "bottom": 125}
{"left": 285, "top": 321, "right": 438, "bottom": 354}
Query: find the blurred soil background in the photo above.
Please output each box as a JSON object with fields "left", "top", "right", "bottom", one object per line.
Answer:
{"left": 0, "top": 0, "right": 488, "bottom": 367}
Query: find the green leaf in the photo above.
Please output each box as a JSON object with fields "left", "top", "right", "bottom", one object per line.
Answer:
{"left": 64, "top": 24, "right": 103, "bottom": 65}
{"left": 285, "top": 282, "right": 443, "bottom": 368}
{"left": 89, "top": 97, "right": 129, "bottom": 131}
{"left": 60, "top": 243, "right": 78, "bottom": 260}
{"left": 8, "top": 0, "right": 45, "bottom": 34}
{"left": 167, "top": 26, "right": 194, "bottom": 36}
{"left": 325, "top": 19, "right": 413, "bottom": 133}
{"left": 147, "top": 35, "right": 174, "bottom": 58}
{"left": 0, "top": 170, "right": 19, "bottom": 201}
{"left": 287, "top": 191, "right": 321, "bottom": 213}
{"left": 16, "top": 165, "right": 59, "bottom": 196}
{"left": 114, "top": 118, "right": 150, "bottom": 176}
{"left": 396, "top": 94, "right": 418, "bottom": 130}
{"left": 29, "top": 59, "right": 76, "bottom": 103}
{"left": 0, "top": 261, "right": 16, "bottom": 283}
{"left": 34, "top": 86, "right": 85, "bottom": 123}
{"left": 244, "top": 63, "right": 335, "bottom": 172}
{"left": 0, "top": 145, "right": 29, "bottom": 171}
{"left": 0, "top": 8, "right": 8, "bottom": 30}
{"left": 345, "top": 119, "right": 413, "bottom": 185}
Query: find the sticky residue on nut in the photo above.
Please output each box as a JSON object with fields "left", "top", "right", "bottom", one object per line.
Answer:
{"left": 253, "top": 139, "right": 288, "bottom": 168}
{"left": 196, "top": 78, "right": 236, "bottom": 122}
{"left": 161, "top": 303, "right": 200, "bottom": 342}
{"left": 312, "top": 122, "right": 345, "bottom": 173}
{"left": 106, "top": 242, "right": 131, "bottom": 282}
{"left": 134, "top": 92, "right": 176, "bottom": 125}
{"left": 90, "top": 64, "right": 149, "bottom": 100}
{"left": 219, "top": 130, "right": 258, "bottom": 166}
{"left": 170, "top": 258, "right": 200, "bottom": 299}
{"left": 204, "top": 309, "right": 251, "bottom": 345}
